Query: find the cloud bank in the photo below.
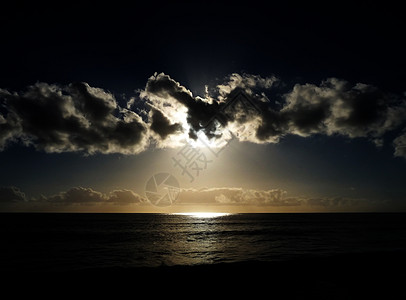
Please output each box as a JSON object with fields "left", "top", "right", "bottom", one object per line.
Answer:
{"left": 0, "top": 186, "right": 26, "bottom": 203}
{"left": 1, "top": 73, "right": 406, "bottom": 158}
{"left": 0, "top": 82, "right": 148, "bottom": 154}
{"left": 34, "top": 187, "right": 146, "bottom": 206}
{"left": 177, "top": 187, "right": 366, "bottom": 208}
{"left": 0, "top": 186, "right": 373, "bottom": 211}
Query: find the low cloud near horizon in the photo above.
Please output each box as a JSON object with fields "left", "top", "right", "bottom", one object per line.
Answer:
{"left": 0, "top": 185, "right": 386, "bottom": 212}
{"left": 0, "top": 186, "right": 146, "bottom": 206}
{"left": 177, "top": 187, "right": 371, "bottom": 209}
{"left": 1, "top": 73, "right": 406, "bottom": 158}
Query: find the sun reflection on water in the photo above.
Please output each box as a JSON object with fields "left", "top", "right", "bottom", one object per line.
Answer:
{"left": 173, "top": 212, "right": 232, "bottom": 218}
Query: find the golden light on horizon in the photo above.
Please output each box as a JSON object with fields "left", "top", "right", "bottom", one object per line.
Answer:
{"left": 173, "top": 212, "right": 232, "bottom": 218}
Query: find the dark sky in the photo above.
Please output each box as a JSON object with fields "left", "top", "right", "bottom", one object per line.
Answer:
{"left": 1, "top": 1, "right": 405, "bottom": 212}
{"left": 2, "top": 2, "right": 405, "bottom": 90}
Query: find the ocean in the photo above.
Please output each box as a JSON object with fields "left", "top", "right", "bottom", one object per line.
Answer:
{"left": 1, "top": 212, "right": 406, "bottom": 273}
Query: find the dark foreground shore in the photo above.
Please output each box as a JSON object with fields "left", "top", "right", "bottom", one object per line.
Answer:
{"left": 4, "top": 251, "right": 406, "bottom": 299}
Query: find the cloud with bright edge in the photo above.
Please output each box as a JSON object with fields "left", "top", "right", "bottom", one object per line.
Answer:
{"left": 0, "top": 186, "right": 375, "bottom": 209}
{"left": 0, "top": 186, "right": 26, "bottom": 203}
{"left": 1, "top": 72, "right": 406, "bottom": 158}
{"left": 177, "top": 187, "right": 368, "bottom": 208}
{"left": 34, "top": 187, "right": 146, "bottom": 206}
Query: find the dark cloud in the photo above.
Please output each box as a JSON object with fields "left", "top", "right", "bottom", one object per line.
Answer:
{"left": 44, "top": 187, "right": 106, "bottom": 203}
{"left": 38, "top": 187, "right": 145, "bottom": 205}
{"left": 0, "top": 186, "right": 26, "bottom": 203}
{"left": 0, "top": 82, "right": 148, "bottom": 154}
{"left": 149, "top": 108, "right": 182, "bottom": 139}
{"left": 140, "top": 73, "right": 283, "bottom": 143}
{"left": 216, "top": 73, "right": 280, "bottom": 101}
{"left": 141, "top": 73, "right": 220, "bottom": 139}
{"left": 178, "top": 187, "right": 369, "bottom": 208}
{"left": 218, "top": 77, "right": 406, "bottom": 157}
{"left": 0, "top": 113, "right": 20, "bottom": 150}
{"left": 282, "top": 79, "right": 406, "bottom": 140}
{"left": 140, "top": 73, "right": 406, "bottom": 159}
{"left": 1, "top": 74, "right": 406, "bottom": 158}
{"left": 69, "top": 82, "right": 117, "bottom": 123}
{"left": 178, "top": 188, "right": 301, "bottom": 206}
{"left": 107, "top": 189, "right": 146, "bottom": 205}
{"left": 0, "top": 185, "right": 382, "bottom": 210}
{"left": 240, "top": 78, "right": 406, "bottom": 146}
{"left": 393, "top": 131, "right": 406, "bottom": 159}
{"left": 0, "top": 95, "right": 21, "bottom": 149}
{"left": 253, "top": 106, "right": 287, "bottom": 143}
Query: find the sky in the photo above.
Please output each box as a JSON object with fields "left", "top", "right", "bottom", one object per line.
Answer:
{"left": 1, "top": 1, "right": 406, "bottom": 212}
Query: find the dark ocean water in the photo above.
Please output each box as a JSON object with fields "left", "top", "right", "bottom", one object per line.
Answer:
{"left": 1, "top": 213, "right": 406, "bottom": 272}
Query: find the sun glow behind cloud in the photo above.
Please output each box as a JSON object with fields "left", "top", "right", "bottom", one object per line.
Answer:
{"left": 1, "top": 73, "right": 406, "bottom": 213}
{"left": 1, "top": 72, "right": 406, "bottom": 159}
